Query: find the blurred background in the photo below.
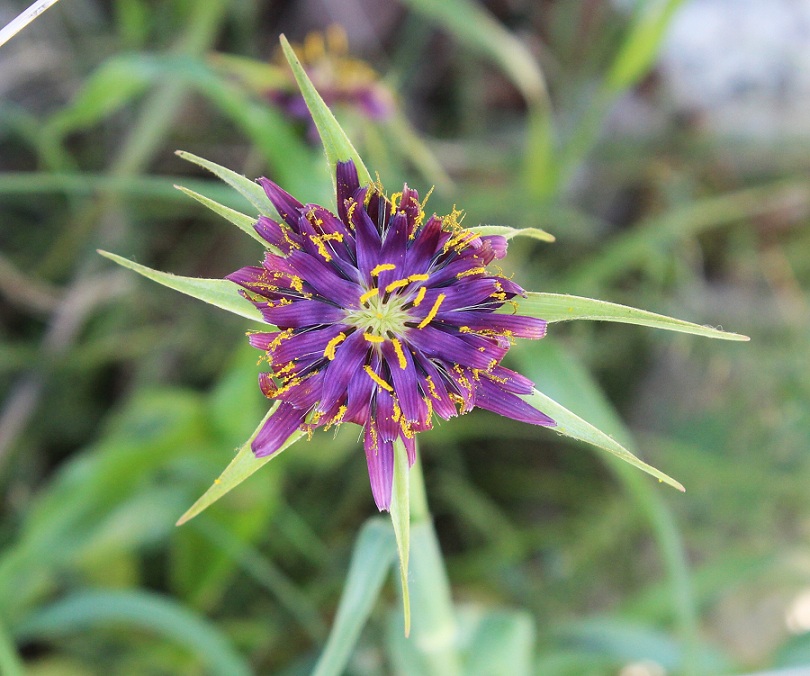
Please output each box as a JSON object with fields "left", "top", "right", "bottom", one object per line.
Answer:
{"left": 1, "top": 0, "right": 809, "bottom": 674}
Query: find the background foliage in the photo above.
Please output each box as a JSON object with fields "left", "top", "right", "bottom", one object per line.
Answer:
{"left": 1, "top": 0, "right": 809, "bottom": 674}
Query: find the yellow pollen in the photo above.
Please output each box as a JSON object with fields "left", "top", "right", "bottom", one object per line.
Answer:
{"left": 364, "top": 365, "right": 393, "bottom": 392}
{"left": 324, "top": 332, "right": 346, "bottom": 360}
{"left": 456, "top": 267, "right": 487, "bottom": 279}
{"left": 389, "top": 192, "right": 402, "bottom": 214}
{"left": 412, "top": 286, "right": 427, "bottom": 307}
{"left": 385, "top": 278, "right": 410, "bottom": 293}
{"left": 371, "top": 263, "right": 396, "bottom": 276}
{"left": 364, "top": 333, "right": 385, "bottom": 343}
{"left": 359, "top": 287, "right": 379, "bottom": 304}
{"left": 417, "top": 293, "right": 445, "bottom": 329}
{"left": 391, "top": 338, "right": 407, "bottom": 370}
{"left": 407, "top": 273, "right": 429, "bottom": 283}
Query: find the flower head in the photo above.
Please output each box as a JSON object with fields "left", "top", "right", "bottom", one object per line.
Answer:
{"left": 228, "top": 161, "right": 554, "bottom": 510}
{"left": 268, "top": 28, "right": 393, "bottom": 130}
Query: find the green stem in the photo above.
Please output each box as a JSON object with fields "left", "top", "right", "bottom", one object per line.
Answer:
{"left": 408, "top": 455, "right": 462, "bottom": 675}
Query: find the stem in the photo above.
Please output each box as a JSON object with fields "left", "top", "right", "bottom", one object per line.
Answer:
{"left": 408, "top": 455, "right": 462, "bottom": 675}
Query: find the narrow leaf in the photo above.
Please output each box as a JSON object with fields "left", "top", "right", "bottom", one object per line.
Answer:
{"left": 177, "top": 406, "right": 304, "bottom": 525}
{"left": 279, "top": 35, "right": 372, "bottom": 188}
{"left": 16, "top": 590, "right": 251, "bottom": 676}
{"left": 521, "top": 388, "right": 685, "bottom": 492}
{"left": 175, "top": 184, "right": 272, "bottom": 248}
{"left": 313, "top": 519, "right": 397, "bottom": 676}
{"left": 390, "top": 438, "right": 411, "bottom": 636}
{"left": 469, "top": 225, "right": 555, "bottom": 243}
{"left": 98, "top": 250, "right": 265, "bottom": 324}
{"left": 511, "top": 293, "right": 749, "bottom": 341}
{"left": 175, "top": 149, "right": 277, "bottom": 218}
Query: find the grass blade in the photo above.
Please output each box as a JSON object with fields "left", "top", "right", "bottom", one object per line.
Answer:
{"left": 312, "top": 518, "right": 397, "bottom": 676}
{"left": 469, "top": 225, "right": 555, "bottom": 243}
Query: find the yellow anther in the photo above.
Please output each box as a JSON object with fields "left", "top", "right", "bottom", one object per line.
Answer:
{"left": 417, "top": 293, "right": 445, "bottom": 329}
{"left": 390, "top": 192, "right": 402, "bottom": 214}
{"left": 359, "top": 287, "right": 379, "bottom": 304}
{"left": 407, "top": 273, "right": 429, "bottom": 283}
{"left": 324, "top": 332, "right": 347, "bottom": 360}
{"left": 364, "top": 365, "right": 393, "bottom": 392}
{"left": 371, "top": 263, "right": 396, "bottom": 276}
{"left": 391, "top": 338, "right": 407, "bottom": 370}
{"left": 364, "top": 333, "right": 385, "bottom": 344}
{"left": 456, "top": 267, "right": 487, "bottom": 279}
{"left": 385, "top": 278, "right": 410, "bottom": 293}
{"left": 412, "top": 286, "right": 427, "bottom": 307}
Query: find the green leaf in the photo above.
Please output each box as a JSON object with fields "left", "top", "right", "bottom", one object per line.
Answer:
{"left": 176, "top": 406, "right": 304, "bottom": 525}
{"left": 469, "top": 225, "right": 555, "bottom": 243}
{"left": 175, "top": 149, "right": 277, "bottom": 218}
{"left": 98, "top": 250, "right": 265, "bottom": 324}
{"left": 390, "top": 438, "right": 411, "bottom": 636}
{"left": 312, "top": 518, "right": 397, "bottom": 676}
{"left": 16, "top": 590, "right": 252, "bottom": 676}
{"left": 174, "top": 185, "right": 271, "bottom": 249}
{"left": 400, "top": 0, "right": 547, "bottom": 106}
{"left": 520, "top": 388, "right": 685, "bottom": 492}
{"left": 279, "top": 35, "right": 372, "bottom": 188}
{"left": 607, "top": 0, "right": 685, "bottom": 92}
{"left": 459, "top": 608, "right": 535, "bottom": 676}
{"left": 511, "top": 293, "right": 749, "bottom": 341}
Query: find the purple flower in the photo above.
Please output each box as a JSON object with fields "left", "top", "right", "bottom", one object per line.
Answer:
{"left": 227, "top": 161, "right": 554, "bottom": 511}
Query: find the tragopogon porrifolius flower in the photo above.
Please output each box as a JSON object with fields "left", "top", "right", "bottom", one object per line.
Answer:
{"left": 228, "top": 160, "right": 554, "bottom": 510}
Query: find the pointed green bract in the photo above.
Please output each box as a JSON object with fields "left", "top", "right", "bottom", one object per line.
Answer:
{"left": 176, "top": 406, "right": 304, "bottom": 525}
{"left": 175, "top": 149, "right": 278, "bottom": 218}
{"left": 175, "top": 185, "right": 272, "bottom": 249}
{"left": 312, "top": 519, "right": 397, "bottom": 676}
{"left": 98, "top": 251, "right": 266, "bottom": 324}
{"left": 521, "top": 388, "right": 684, "bottom": 492}
{"left": 511, "top": 293, "right": 749, "bottom": 341}
{"left": 390, "top": 438, "right": 411, "bottom": 637}
{"left": 470, "top": 224, "right": 556, "bottom": 243}
{"left": 279, "top": 35, "right": 372, "bottom": 189}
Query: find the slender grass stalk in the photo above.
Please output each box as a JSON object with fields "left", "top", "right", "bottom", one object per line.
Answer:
{"left": 0, "top": 0, "right": 63, "bottom": 49}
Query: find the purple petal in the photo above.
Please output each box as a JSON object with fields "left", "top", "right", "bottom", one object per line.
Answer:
{"left": 381, "top": 340, "right": 423, "bottom": 424}
{"left": 258, "top": 300, "right": 347, "bottom": 328}
{"left": 375, "top": 386, "right": 400, "bottom": 441}
{"left": 336, "top": 160, "right": 360, "bottom": 223}
{"left": 286, "top": 250, "right": 361, "bottom": 307}
{"left": 317, "top": 331, "right": 368, "bottom": 414}
{"left": 252, "top": 403, "right": 306, "bottom": 457}
{"left": 364, "top": 426, "right": 394, "bottom": 511}
{"left": 436, "top": 311, "right": 547, "bottom": 339}
{"left": 258, "top": 177, "right": 304, "bottom": 230}
{"left": 406, "top": 325, "right": 506, "bottom": 371}
{"left": 254, "top": 216, "right": 303, "bottom": 254}
{"left": 474, "top": 377, "right": 555, "bottom": 426}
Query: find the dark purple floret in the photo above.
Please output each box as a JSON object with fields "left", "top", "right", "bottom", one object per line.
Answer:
{"left": 227, "top": 161, "right": 554, "bottom": 511}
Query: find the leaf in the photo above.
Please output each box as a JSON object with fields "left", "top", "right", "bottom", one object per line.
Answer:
{"left": 520, "top": 388, "right": 685, "bottom": 492}
{"left": 400, "top": 0, "right": 547, "bottom": 106}
{"left": 469, "top": 225, "right": 555, "bottom": 243}
{"left": 176, "top": 406, "right": 304, "bottom": 525}
{"left": 174, "top": 185, "right": 271, "bottom": 248}
{"left": 175, "top": 149, "right": 277, "bottom": 218}
{"left": 511, "top": 293, "right": 749, "bottom": 341}
{"left": 15, "top": 590, "right": 252, "bottom": 676}
{"left": 389, "top": 438, "right": 411, "bottom": 637}
{"left": 279, "top": 35, "right": 372, "bottom": 188}
{"left": 459, "top": 608, "right": 535, "bottom": 676}
{"left": 312, "top": 518, "right": 397, "bottom": 676}
{"left": 98, "top": 250, "right": 265, "bottom": 324}
{"left": 607, "top": 0, "right": 685, "bottom": 92}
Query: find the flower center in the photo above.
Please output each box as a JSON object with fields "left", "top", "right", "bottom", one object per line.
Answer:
{"left": 345, "top": 288, "right": 411, "bottom": 338}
